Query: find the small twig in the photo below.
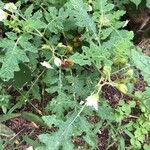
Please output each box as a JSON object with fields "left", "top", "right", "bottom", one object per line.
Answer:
{"left": 111, "top": 65, "right": 131, "bottom": 75}
{"left": 3, "top": 128, "right": 25, "bottom": 149}
{"left": 14, "top": 87, "right": 42, "bottom": 115}
{"left": 127, "top": 115, "right": 138, "bottom": 119}
{"left": 138, "top": 17, "right": 150, "bottom": 31}
{"left": 106, "top": 141, "right": 116, "bottom": 150}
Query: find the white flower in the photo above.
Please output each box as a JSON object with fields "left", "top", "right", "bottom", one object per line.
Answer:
{"left": 26, "top": 146, "right": 34, "bottom": 150}
{"left": 85, "top": 93, "right": 99, "bottom": 110}
{"left": 0, "top": 9, "right": 8, "bottom": 21}
{"left": 4, "top": 2, "right": 17, "bottom": 12}
{"left": 40, "top": 61, "right": 53, "bottom": 69}
{"left": 54, "top": 57, "right": 62, "bottom": 67}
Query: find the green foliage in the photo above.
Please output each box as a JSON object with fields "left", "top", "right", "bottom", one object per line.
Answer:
{"left": 130, "top": 0, "right": 150, "bottom": 8}
{"left": 44, "top": 7, "right": 68, "bottom": 34}
{"left": 130, "top": 0, "right": 142, "bottom": 7}
{"left": 0, "top": 85, "right": 10, "bottom": 113}
{"left": 131, "top": 48, "right": 150, "bottom": 86}
{"left": 68, "top": 0, "right": 97, "bottom": 36}
{"left": 0, "top": 123, "right": 15, "bottom": 137}
{"left": 0, "top": 33, "right": 37, "bottom": 81}
{"left": 115, "top": 100, "right": 136, "bottom": 123}
{"left": 0, "top": 36, "right": 27, "bottom": 81}
{"left": 0, "top": 0, "right": 150, "bottom": 150}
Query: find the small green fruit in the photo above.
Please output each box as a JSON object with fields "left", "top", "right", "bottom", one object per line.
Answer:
{"left": 113, "top": 57, "right": 128, "bottom": 65}
{"left": 126, "top": 69, "right": 134, "bottom": 77}
{"left": 115, "top": 83, "right": 128, "bottom": 94}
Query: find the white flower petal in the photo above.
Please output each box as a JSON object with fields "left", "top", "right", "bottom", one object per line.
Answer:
{"left": 4, "top": 3, "right": 17, "bottom": 12}
{"left": 54, "top": 57, "right": 61, "bottom": 67}
{"left": 40, "top": 61, "right": 53, "bottom": 69}
{"left": 86, "top": 93, "right": 99, "bottom": 110}
{"left": 0, "top": 9, "right": 8, "bottom": 21}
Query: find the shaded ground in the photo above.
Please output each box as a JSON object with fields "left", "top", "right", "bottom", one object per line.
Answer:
{"left": 97, "top": 128, "right": 109, "bottom": 150}
{"left": 3, "top": 118, "right": 43, "bottom": 150}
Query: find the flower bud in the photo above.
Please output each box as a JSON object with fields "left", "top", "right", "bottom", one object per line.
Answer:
{"left": 54, "top": 57, "right": 62, "bottom": 67}
{"left": 99, "top": 15, "right": 110, "bottom": 26}
{"left": 88, "top": 5, "right": 93, "bottom": 12}
{"left": 41, "top": 44, "right": 50, "bottom": 49}
{"left": 40, "top": 61, "right": 53, "bottom": 69}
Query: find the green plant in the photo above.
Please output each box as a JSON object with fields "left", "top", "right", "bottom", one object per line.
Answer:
{"left": 130, "top": 0, "right": 150, "bottom": 7}
{"left": 109, "top": 0, "right": 150, "bottom": 8}
{"left": 0, "top": 0, "right": 150, "bottom": 150}
{"left": 0, "top": 85, "right": 10, "bottom": 113}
